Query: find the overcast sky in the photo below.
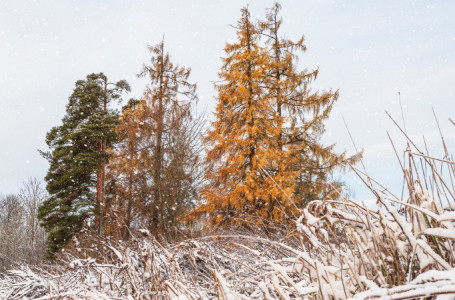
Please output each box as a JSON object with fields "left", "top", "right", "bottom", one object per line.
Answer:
{"left": 1, "top": 0, "right": 454, "bottom": 203}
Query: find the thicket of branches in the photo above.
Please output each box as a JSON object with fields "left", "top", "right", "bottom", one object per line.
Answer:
{"left": 104, "top": 41, "right": 202, "bottom": 240}
{"left": 0, "top": 178, "right": 47, "bottom": 273}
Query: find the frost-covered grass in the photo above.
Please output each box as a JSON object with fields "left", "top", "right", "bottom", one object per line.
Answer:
{"left": 1, "top": 139, "right": 455, "bottom": 299}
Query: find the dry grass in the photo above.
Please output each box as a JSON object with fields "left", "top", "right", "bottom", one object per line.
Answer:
{"left": 1, "top": 133, "right": 455, "bottom": 299}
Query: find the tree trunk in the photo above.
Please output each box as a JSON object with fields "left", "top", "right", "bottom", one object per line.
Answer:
{"left": 152, "top": 45, "right": 165, "bottom": 231}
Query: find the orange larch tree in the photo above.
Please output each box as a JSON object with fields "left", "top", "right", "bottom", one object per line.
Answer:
{"left": 260, "top": 3, "right": 361, "bottom": 206}
{"left": 105, "top": 99, "right": 150, "bottom": 239}
{"left": 194, "top": 7, "right": 295, "bottom": 228}
{"left": 193, "top": 4, "right": 360, "bottom": 229}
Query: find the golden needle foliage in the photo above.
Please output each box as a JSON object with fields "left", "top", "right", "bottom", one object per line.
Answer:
{"left": 192, "top": 4, "right": 360, "bottom": 229}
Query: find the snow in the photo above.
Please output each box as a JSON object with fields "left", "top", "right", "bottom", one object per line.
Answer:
{"left": 1, "top": 179, "right": 455, "bottom": 299}
{"left": 438, "top": 211, "right": 455, "bottom": 222}
{"left": 353, "top": 269, "right": 455, "bottom": 299}
{"left": 424, "top": 228, "right": 455, "bottom": 239}
{"left": 138, "top": 228, "right": 150, "bottom": 236}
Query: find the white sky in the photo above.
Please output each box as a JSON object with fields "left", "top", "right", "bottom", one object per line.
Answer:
{"left": 1, "top": 0, "right": 455, "bottom": 203}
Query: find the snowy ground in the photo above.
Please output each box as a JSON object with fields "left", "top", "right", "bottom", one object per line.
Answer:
{"left": 1, "top": 191, "right": 454, "bottom": 299}
{"left": 2, "top": 148, "right": 455, "bottom": 299}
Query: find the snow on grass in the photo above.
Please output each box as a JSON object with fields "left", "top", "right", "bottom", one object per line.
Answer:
{"left": 1, "top": 141, "right": 455, "bottom": 299}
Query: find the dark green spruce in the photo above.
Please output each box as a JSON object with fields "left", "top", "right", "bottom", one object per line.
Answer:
{"left": 38, "top": 73, "right": 130, "bottom": 257}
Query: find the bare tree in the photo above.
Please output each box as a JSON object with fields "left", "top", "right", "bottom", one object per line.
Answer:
{"left": 0, "top": 178, "right": 47, "bottom": 273}
{"left": 0, "top": 194, "right": 24, "bottom": 273}
{"left": 19, "top": 177, "right": 47, "bottom": 265}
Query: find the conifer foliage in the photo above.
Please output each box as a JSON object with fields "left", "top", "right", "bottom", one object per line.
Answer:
{"left": 104, "top": 99, "right": 147, "bottom": 239}
{"left": 106, "top": 41, "right": 200, "bottom": 237}
{"left": 195, "top": 7, "right": 283, "bottom": 227}
{"left": 38, "top": 73, "right": 130, "bottom": 256}
{"left": 36, "top": 3, "right": 360, "bottom": 257}
{"left": 194, "top": 4, "right": 359, "bottom": 228}
{"left": 259, "top": 3, "right": 360, "bottom": 205}
{"left": 137, "top": 41, "right": 198, "bottom": 232}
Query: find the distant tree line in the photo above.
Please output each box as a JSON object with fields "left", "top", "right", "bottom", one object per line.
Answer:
{"left": 0, "top": 178, "right": 47, "bottom": 273}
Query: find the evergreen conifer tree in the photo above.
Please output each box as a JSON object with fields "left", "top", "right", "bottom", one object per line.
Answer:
{"left": 38, "top": 73, "right": 130, "bottom": 256}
